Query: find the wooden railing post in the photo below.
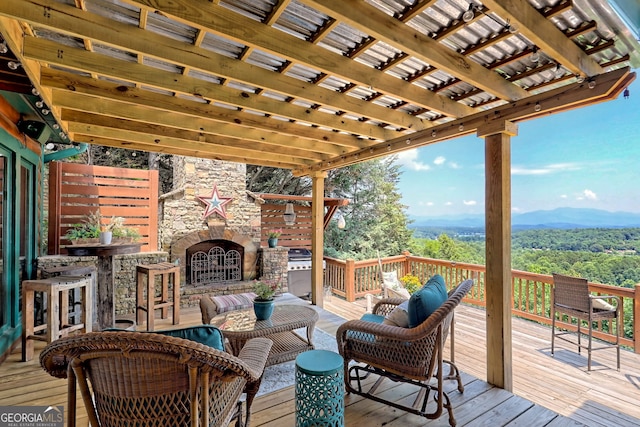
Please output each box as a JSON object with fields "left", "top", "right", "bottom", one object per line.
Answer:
{"left": 634, "top": 284, "right": 640, "bottom": 354}
{"left": 345, "top": 259, "right": 356, "bottom": 302}
{"left": 402, "top": 251, "right": 411, "bottom": 277}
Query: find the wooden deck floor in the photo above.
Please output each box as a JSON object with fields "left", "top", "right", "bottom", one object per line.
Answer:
{"left": 1, "top": 294, "right": 639, "bottom": 426}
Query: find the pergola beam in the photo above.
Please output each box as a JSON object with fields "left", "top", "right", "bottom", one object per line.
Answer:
{"left": 294, "top": 67, "right": 635, "bottom": 175}
{"left": 481, "top": 0, "right": 603, "bottom": 78}
{"left": 304, "top": 0, "right": 529, "bottom": 102}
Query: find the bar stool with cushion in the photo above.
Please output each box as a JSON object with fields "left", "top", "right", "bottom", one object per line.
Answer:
{"left": 22, "top": 275, "right": 92, "bottom": 361}
{"left": 136, "top": 262, "right": 181, "bottom": 331}
{"left": 551, "top": 273, "right": 621, "bottom": 371}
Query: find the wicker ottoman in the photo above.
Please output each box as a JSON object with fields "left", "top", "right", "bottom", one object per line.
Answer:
{"left": 295, "top": 349, "right": 344, "bottom": 427}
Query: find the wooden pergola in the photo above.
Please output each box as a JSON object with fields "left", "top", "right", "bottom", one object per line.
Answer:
{"left": 0, "top": 0, "right": 638, "bottom": 390}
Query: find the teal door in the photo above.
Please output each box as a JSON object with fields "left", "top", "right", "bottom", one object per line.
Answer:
{"left": 0, "top": 132, "right": 39, "bottom": 359}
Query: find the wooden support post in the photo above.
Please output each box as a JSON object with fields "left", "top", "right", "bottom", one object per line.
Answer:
{"left": 479, "top": 120, "right": 517, "bottom": 391}
{"left": 311, "top": 172, "right": 327, "bottom": 308}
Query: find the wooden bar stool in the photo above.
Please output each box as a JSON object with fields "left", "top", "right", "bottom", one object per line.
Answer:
{"left": 41, "top": 265, "right": 97, "bottom": 325}
{"left": 136, "top": 262, "right": 181, "bottom": 331}
{"left": 22, "top": 275, "right": 92, "bottom": 362}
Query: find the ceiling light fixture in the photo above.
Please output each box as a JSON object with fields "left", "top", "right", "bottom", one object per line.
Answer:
{"left": 553, "top": 63, "right": 564, "bottom": 78}
{"left": 332, "top": 210, "right": 346, "bottom": 230}
{"left": 7, "top": 61, "right": 21, "bottom": 70}
{"left": 534, "top": 102, "right": 541, "bottom": 112}
{"left": 505, "top": 19, "right": 518, "bottom": 34}
{"left": 31, "top": 88, "right": 40, "bottom": 96}
{"left": 41, "top": 109, "right": 50, "bottom": 115}
{"left": 431, "top": 130, "right": 437, "bottom": 137}
{"left": 283, "top": 203, "right": 297, "bottom": 226}
{"left": 35, "top": 100, "right": 45, "bottom": 109}
{"left": 0, "top": 42, "right": 8, "bottom": 54}
{"left": 462, "top": 4, "right": 476, "bottom": 23}
{"left": 587, "top": 78, "right": 596, "bottom": 89}
{"left": 530, "top": 47, "right": 539, "bottom": 63}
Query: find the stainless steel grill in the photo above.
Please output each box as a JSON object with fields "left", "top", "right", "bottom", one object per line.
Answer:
{"left": 287, "top": 248, "right": 312, "bottom": 271}
{"left": 287, "top": 248, "right": 325, "bottom": 299}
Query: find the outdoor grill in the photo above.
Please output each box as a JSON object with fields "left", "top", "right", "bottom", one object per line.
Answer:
{"left": 287, "top": 248, "right": 325, "bottom": 299}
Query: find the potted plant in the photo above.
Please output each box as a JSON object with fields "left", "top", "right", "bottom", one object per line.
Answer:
{"left": 253, "top": 280, "right": 278, "bottom": 320}
{"left": 104, "top": 216, "right": 141, "bottom": 243}
{"left": 99, "top": 216, "right": 124, "bottom": 244}
{"left": 64, "top": 211, "right": 101, "bottom": 244}
{"left": 267, "top": 229, "right": 281, "bottom": 248}
{"left": 400, "top": 274, "right": 422, "bottom": 295}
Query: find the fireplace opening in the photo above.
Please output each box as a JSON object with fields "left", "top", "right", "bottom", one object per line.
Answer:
{"left": 186, "top": 239, "right": 244, "bottom": 286}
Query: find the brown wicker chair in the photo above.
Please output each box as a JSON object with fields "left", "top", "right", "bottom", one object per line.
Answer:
{"left": 40, "top": 331, "right": 272, "bottom": 427}
{"left": 551, "top": 273, "right": 621, "bottom": 371}
{"left": 337, "top": 279, "right": 473, "bottom": 427}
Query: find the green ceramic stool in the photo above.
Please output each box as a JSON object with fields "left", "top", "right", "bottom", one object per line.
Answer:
{"left": 295, "top": 349, "right": 344, "bottom": 427}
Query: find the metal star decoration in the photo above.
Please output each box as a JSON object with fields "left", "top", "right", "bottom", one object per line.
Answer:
{"left": 197, "top": 184, "right": 233, "bottom": 219}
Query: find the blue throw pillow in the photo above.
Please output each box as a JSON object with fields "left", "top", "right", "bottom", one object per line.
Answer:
{"left": 407, "top": 275, "right": 448, "bottom": 328}
{"left": 107, "top": 325, "right": 225, "bottom": 351}
{"left": 154, "top": 325, "right": 225, "bottom": 351}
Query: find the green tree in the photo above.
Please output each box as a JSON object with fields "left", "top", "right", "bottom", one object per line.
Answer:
{"left": 248, "top": 157, "right": 412, "bottom": 260}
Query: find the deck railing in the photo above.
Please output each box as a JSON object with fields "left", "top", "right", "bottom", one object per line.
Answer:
{"left": 324, "top": 253, "right": 640, "bottom": 353}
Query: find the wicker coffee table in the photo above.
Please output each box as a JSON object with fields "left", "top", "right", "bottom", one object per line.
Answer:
{"left": 210, "top": 304, "right": 319, "bottom": 366}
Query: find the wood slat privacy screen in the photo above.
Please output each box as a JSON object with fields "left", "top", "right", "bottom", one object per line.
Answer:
{"left": 261, "top": 203, "right": 312, "bottom": 249}
{"left": 48, "top": 161, "right": 158, "bottom": 254}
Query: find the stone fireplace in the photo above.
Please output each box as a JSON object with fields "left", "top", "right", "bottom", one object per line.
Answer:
{"left": 158, "top": 157, "right": 287, "bottom": 305}
{"left": 170, "top": 226, "right": 257, "bottom": 285}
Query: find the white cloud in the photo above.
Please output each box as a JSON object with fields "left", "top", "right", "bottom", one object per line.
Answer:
{"left": 449, "top": 162, "right": 461, "bottom": 169}
{"left": 582, "top": 189, "right": 597, "bottom": 200}
{"left": 396, "top": 149, "right": 430, "bottom": 171}
{"left": 560, "top": 194, "right": 567, "bottom": 199}
{"left": 512, "top": 162, "right": 581, "bottom": 175}
{"left": 463, "top": 200, "right": 477, "bottom": 206}
{"left": 445, "top": 201, "right": 453, "bottom": 206}
{"left": 434, "top": 156, "right": 446, "bottom": 165}
{"left": 512, "top": 206, "right": 522, "bottom": 212}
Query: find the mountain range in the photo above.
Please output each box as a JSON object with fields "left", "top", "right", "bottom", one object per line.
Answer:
{"left": 409, "top": 208, "right": 640, "bottom": 229}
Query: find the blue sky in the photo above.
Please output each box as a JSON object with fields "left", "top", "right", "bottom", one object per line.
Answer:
{"left": 395, "top": 77, "right": 640, "bottom": 218}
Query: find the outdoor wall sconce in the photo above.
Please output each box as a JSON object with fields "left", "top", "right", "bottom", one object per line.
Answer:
{"left": 284, "top": 203, "right": 296, "bottom": 226}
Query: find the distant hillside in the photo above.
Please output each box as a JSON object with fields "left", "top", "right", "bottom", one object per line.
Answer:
{"left": 409, "top": 207, "right": 640, "bottom": 229}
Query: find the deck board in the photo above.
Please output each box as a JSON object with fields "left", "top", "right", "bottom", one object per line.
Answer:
{"left": 1, "top": 293, "right": 638, "bottom": 426}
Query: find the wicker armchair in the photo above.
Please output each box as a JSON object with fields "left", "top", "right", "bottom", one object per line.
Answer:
{"left": 551, "top": 273, "right": 621, "bottom": 371}
{"left": 337, "top": 279, "right": 473, "bottom": 427}
{"left": 40, "top": 331, "right": 273, "bottom": 427}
